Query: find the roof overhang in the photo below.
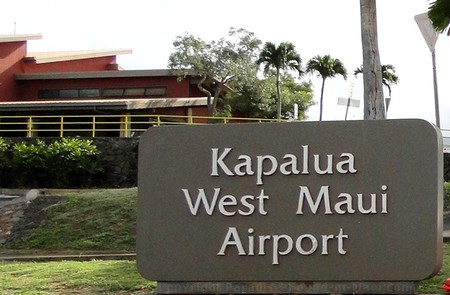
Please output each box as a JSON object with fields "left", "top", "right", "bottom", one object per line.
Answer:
{"left": 16, "top": 69, "right": 197, "bottom": 80}
{"left": 0, "top": 34, "right": 42, "bottom": 43}
{"left": 24, "top": 49, "right": 132, "bottom": 64}
{"left": 0, "top": 98, "right": 209, "bottom": 112}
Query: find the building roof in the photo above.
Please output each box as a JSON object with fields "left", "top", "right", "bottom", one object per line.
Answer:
{"left": 0, "top": 97, "right": 208, "bottom": 112}
{"left": 16, "top": 69, "right": 195, "bottom": 80}
{"left": 25, "top": 49, "right": 132, "bottom": 64}
{"left": 0, "top": 34, "right": 42, "bottom": 43}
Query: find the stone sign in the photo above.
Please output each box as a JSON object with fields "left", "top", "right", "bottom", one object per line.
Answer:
{"left": 137, "top": 119, "right": 442, "bottom": 287}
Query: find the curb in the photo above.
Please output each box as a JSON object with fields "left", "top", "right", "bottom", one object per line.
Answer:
{"left": 0, "top": 252, "right": 136, "bottom": 262}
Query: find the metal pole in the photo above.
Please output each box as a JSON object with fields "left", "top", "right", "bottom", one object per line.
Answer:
{"left": 432, "top": 49, "right": 440, "bottom": 128}
{"left": 345, "top": 98, "right": 351, "bottom": 120}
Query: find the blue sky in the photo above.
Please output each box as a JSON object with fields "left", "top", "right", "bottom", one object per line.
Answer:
{"left": 1, "top": 0, "right": 450, "bottom": 130}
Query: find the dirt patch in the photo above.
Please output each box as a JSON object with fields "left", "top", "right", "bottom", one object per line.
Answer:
{"left": 1, "top": 195, "right": 67, "bottom": 246}
{"left": 0, "top": 202, "right": 26, "bottom": 244}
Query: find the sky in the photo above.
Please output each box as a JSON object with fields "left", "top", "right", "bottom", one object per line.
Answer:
{"left": 1, "top": 0, "right": 450, "bottom": 131}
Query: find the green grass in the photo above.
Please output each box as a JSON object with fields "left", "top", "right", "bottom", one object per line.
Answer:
{"left": 4, "top": 188, "right": 137, "bottom": 251}
{"left": 420, "top": 243, "right": 450, "bottom": 294}
{"left": 0, "top": 260, "right": 155, "bottom": 294}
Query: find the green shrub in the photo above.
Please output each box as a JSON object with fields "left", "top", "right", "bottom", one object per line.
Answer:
{"left": 11, "top": 140, "right": 50, "bottom": 187}
{"left": 0, "top": 137, "right": 12, "bottom": 186}
{"left": 47, "top": 138, "right": 104, "bottom": 187}
{"left": 0, "top": 137, "right": 104, "bottom": 188}
{"left": 0, "top": 137, "right": 9, "bottom": 168}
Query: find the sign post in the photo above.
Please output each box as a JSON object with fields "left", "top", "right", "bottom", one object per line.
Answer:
{"left": 137, "top": 119, "right": 442, "bottom": 294}
{"left": 337, "top": 97, "right": 360, "bottom": 120}
{"left": 415, "top": 13, "right": 440, "bottom": 128}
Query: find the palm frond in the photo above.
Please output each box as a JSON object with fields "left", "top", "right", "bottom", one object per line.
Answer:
{"left": 428, "top": 0, "right": 450, "bottom": 35}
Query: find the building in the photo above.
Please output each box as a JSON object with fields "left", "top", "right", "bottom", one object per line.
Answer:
{"left": 0, "top": 34, "right": 221, "bottom": 137}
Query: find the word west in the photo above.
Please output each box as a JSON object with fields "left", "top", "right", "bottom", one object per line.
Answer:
{"left": 181, "top": 188, "right": 269, "bottom": 216}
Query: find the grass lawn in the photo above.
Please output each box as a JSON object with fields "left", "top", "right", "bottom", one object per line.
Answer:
{"left": 0, "top": 260, "right": 155, "bottom": 294}
{"left": 420, "top": 242, "right": 450, "bottom": 294}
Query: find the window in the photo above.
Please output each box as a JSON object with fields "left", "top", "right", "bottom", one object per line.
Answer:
{"left": 124, "top": 88, "right": 145, "bottom": 97}
{"left": 145, "top": 87, "right": 166, "bottom": 97}
{"left": 103, "top": 87, "right": 167, "bottom": 98}
{"left": 38, "top": 89, "right": 60, "bottom": 99}
{"left": 38, "top": 86, "right": 167, "bottom": 99}
{"left": 59, "top": 89, "right": 79, "bottom": 98}
{"left": 38, "top": 88, "right": 101, "bottom": 99}
{"left": 103, "top": 88, "right": 124, "bottom": 97}
{"left": 80, "top": 89, "right": 100, "bottom": 98}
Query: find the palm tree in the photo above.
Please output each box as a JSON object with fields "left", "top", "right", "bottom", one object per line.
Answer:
{"left": 428, "top": 0, "right": 450, "bottom": 35}
{"left": 256, "top": 42, "right": 303, "bottom": 120}
{"left": 306, "top": 55, "right": 347, "bottom": 121}
{"left": 354, "top": 64, "right": 399, "bottom": 97}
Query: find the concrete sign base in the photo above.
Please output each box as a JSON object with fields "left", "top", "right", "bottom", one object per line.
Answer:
{"left": 157, "top": 281, "right": 419, "bottom": 294}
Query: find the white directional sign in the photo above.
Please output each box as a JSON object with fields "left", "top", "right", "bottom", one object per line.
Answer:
{"left": 338, "top": 97, "right": 360, "bottom": 108}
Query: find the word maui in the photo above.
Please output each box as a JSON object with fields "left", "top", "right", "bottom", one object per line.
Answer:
{"left": 210, "top": 146, "right": 357, "bottom": 185}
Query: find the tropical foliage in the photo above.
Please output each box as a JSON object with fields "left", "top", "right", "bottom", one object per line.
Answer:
{"left": 354, "top": 64, "right": 399, "bottom": 97}
{"left": 168, "top": 28, "right": 358, "bottom": 121}
{"left": 428, "top": 0, "right": 450, "bottom": 35}
{"left": 168, "top": 27, "right": 261, "bottom": 116}
{"left": 169, "top": 30, "right": 315, "bottom": 120}
{"left": 0, "top": 138, "right": 103, "bottom": 188}
{"left": 225, "top": 73, "right": 314, "bottom": 120}
{"left": 306, "top": 55, "right": 347, "bottom": 121}
{"left": 256, "top": 42, "right": 304, "bottom": 120}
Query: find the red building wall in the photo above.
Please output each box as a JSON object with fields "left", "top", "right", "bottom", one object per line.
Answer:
{"left": 23, "top": 56, "right": 117, "bottom": 73}
{"left": 1, "top": 39, "right": 212, "bottom": 120}
{"left": 17, "top": 76, "right": 193, "bottom": 100}
{"left": 0, "top": 41, "right": 27, "bottom": 101}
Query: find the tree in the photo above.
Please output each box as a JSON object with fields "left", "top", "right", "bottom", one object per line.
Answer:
{"left": 256, "top": 42, "right": 303, "bottom": 120}
{"left": 306, "top": 55, "right": 347, "bottom": 121}
{"left": 226, "top": 73, "right": 314, "bottom": 120}
{"left": 354, "top": 64, "right": 399, "bottom": 97}
{"left": 360, "top": 0, "right": 385, "bottom": 119}
{"left": 270, "top": 74, "right": 315, "bottom": 120}
{"left": 428, "top": 0, "right": 450, "bottom": 35}
{"left": 168, "top": 28, "right": 261, "bottom": 116}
